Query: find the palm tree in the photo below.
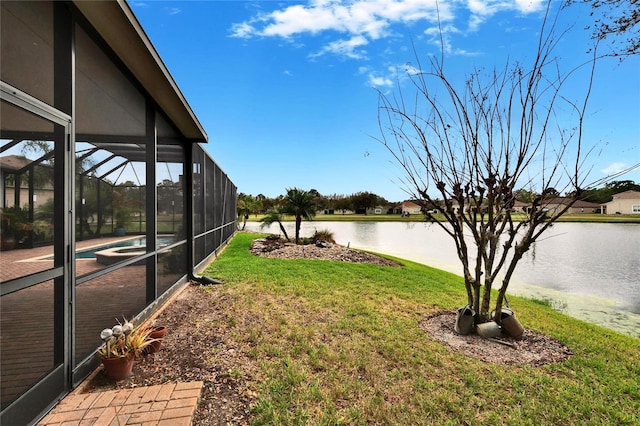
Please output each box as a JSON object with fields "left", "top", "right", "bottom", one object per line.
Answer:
{"left": 237, "top": 195, "right": 252, "bottom": 230}
{"left": 283, "top": 187, "right": 316, "bottom": 244}
{"left": 259, "top": 209, "right": 290, "bottom": 241}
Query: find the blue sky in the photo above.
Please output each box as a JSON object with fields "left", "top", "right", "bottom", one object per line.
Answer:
{"left": 129, "top": 0, "right": 639, "bottom": 202}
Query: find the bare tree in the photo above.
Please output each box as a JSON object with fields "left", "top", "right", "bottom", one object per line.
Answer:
{"left": 564, "top": 0, "right": 640, "bottom": 56}
{"left": 376, "top": 3, "right": 606, "bottom": 327}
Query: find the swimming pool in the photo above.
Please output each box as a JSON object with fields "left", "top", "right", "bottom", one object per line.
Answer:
{"left": 44, "top": 236, "right": 174, "bottom": 260}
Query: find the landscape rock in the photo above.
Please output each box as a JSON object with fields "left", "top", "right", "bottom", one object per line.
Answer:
{"left": 249, "top": 236, "right": 402, "bottom": 267}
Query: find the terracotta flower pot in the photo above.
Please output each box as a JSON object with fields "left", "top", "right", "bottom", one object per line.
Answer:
{"left": 0, "top": 236, "right": 17, "bottom": 251}
{"left": 146, "top": 326, "right": 167, "bottom": 354}
{"left": 101, "top": 354, "right": 134, "bottom": 380}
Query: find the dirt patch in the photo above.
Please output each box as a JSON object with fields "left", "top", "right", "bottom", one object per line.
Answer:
{"left": 420, "top": 311, "right": 573, "bottom": 365}
{"left": 81, "top": 286, "right": 256, "bottom": 425}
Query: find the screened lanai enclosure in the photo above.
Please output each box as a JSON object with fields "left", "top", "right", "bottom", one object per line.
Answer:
{"left": 0, "top": 2, "right": 237, "bottom": 425}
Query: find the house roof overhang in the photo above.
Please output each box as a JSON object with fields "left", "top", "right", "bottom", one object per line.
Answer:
{"left": 72, "top": 0, "right": 208, "bottom": 143}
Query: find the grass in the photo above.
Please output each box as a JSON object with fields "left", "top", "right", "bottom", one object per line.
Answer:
{"left": 204, "top": 232, "right": 639, "bottom": 425}
{"left": 247, "top": 213, "right": 640, "bottom": 223}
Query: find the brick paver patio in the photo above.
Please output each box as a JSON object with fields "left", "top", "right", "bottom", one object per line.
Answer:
{"left": 0, "top": 236, "right": 143, "bottom": 282}
{"left": 36, "top": 381, "right": 203, "bottom": 426}
{"left": 1, "top": 237, "right": 186, "bottom": 417}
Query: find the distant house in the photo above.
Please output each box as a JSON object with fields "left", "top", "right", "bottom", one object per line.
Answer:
{"left": 399, "top": 201, "right": 422, "bottom": 215}
{"left": 569, "top": 199, "right": 603, "bottom": 214}
{"left": 544, "top": 197, "right": 601, "bottom": 214}
{"left": 602, "top": 190, "right": 640, "bottom": 214}
{"left": 512, "top": 200, "right": 531, "bottom": 213}
{"left": 323, "top": 208, "right": 355, "bottom": 215}
{"left": 373, "top": 205, "right": 390, "bottom": 214}
{"left": 508, "top": 198, "right": 600, "bottom": 214}
{"left": 449, "top": 200, "right": 468, "bottom": 214}
{"left": 1, "top": 154, "right": 55, "bottom": 209}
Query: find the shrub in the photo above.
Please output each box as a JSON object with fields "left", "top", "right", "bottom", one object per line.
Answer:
{"left": 312, "top": 229, "right": 335, "bottom": 244}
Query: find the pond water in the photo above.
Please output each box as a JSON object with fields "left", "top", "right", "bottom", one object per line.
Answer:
{"left": 245, "top": 221, "right": 640, "bottom": 338}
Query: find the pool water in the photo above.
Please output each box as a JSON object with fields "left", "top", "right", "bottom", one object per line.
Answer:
{"left": 46, "top": 236, "right": 174, "bottom": 260}
{"left": 76, "top": 238, "right": 147, "bottom": 259}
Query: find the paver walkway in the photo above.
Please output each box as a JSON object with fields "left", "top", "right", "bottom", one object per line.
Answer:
{"left": 36, "top": 381, "right": 203, "bottom": 426}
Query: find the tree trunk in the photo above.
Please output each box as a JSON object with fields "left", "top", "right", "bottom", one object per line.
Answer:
{"left": 295, "top": 216, "right": 302, "bottom": 244}
{"left": 480, "top": 276, "right": 493, "bottom": 321}
{"left": 278, "top": 222, "right": 290, "bottom": 241}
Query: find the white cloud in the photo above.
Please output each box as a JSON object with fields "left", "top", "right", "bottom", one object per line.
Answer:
{"left": 230, "top": 1, "right": 444, "bottom": 47}
{"left": 424, "top": 23, "right": 480, "bottom": 56}
{"left": 230, "top": 22, "right": 257, "bottom": 39}
{"left": 369, "top": 75, "right": 392, "bottom": 87}
{"left": 230, "top": 0, "right": 541, "bottom": 59}
{"left": 467, "top": 13, "right": 486, "bottom": 32}
{"left": 404, "top": 63, "right": 422, "bottom": 75}
{"left": 424, "top": 23, "right": 460, "bottom": 54}
{"left": 602, "top": 162, "right": 628, "bottom": 175}
{"left": 466, "top": 0, "right": 544, "bottom": 16}
{"left": 168, "top": 7, "right": 181, "bottom": 15}
{"left": 366, "top": 64, "right": 405, "bottom": 88}
{"left": 463, "top": 0, "right": 545, "bottom": 33}
{"left": 262, "top": 4, "right": 343, "bottom": 38}
{"left": 310, "top": 35, "right": 370, "bottom": 59}
{"left": 368, "top": 73, "right": 394, "bottom": 88}
{"left": 514, "top": 0, "right": 546, "bottom": 13}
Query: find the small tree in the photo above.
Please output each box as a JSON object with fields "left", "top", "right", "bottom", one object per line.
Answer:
{"left": 376, "top": 2, "right": 606, "bottom": 325}
{"left": 283, "top": 188, "right": 316, "bottom": 244}
{"left": 237, "top": 194, "right": 254, "bottom": 230}
{"left": 260, "top": 209, "right": 290, "bottom": 242}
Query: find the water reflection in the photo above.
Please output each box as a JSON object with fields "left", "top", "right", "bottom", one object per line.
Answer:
{"left": 246, "top": 221, "right": 640, "bottom": 338}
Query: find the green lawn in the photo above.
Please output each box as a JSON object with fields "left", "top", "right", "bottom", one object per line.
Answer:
{"left": 203, "top": 232, "right": 639, "bottom": 425}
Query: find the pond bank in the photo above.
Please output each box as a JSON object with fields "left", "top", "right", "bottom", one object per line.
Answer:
{"left": 244, "top": 221, "right": 640, "bottom": 338}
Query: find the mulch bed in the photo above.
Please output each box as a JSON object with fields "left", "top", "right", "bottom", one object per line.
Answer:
{"left": 420, "top": 311, "right": 573, "bottom": 365}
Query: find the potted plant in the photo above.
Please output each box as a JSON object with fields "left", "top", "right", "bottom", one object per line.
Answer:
{"left": 0, "top": 206, "right": 32, "bottom": 251}
{"left": 111, "top": 189, "right": 134, "bottom": 236}
{"left": 0, "top": 211, "right": 16, "bottom": 251}
{"left": 97, "top": 318, "right": 155, "bottom": 380}
{"left": 113, "top": 205, "right": 131, "bottom": 236}
{"left": 144, "top": 325, "right": 167, "bottom": 355}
